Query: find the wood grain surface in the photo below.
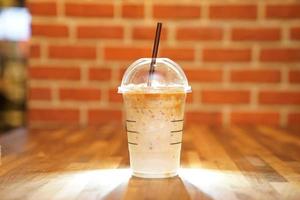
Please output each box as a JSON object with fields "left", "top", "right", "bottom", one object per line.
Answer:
{"left": 0, "top": 124, "right": 299, "bottom": 200}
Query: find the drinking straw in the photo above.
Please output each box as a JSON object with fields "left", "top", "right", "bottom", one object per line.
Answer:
{"left": 147, "top": 22, "right": 162, "bottom": 86}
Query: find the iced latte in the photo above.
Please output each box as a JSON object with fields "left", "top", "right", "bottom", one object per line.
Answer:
{"left": 118, "top": 58, "right": 191, "bottom": 178}
{"left": 123, "top": 88, "right": 186, "bottom": 178}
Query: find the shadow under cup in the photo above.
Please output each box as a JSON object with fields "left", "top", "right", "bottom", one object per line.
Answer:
{"left": 123, "top": 91, "right": 186, "bottom": 178}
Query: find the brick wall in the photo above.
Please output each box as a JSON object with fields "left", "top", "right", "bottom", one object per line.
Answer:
{"left": 27, "top": 0, "right": 300, "bottom": 127}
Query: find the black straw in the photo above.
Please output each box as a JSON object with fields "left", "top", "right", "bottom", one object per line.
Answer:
{"left": 147, "top": 22, "right": 162, "bottom": 86}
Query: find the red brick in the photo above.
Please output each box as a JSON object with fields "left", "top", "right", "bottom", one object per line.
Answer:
{"left": 290, "top": 27, "right": 300, "bottom": 40}
{"left": 230, "top": 69, "right": 281, "bottom": 83}
{"left": 186, "top": 111, "right": 222, "bottom": 125}
{"left": 259, "top": 91, "right": 300, "bottom": 105}
{"left": 30, "top": 44, "right": 40, "bottom": 59}
{"left": 32, "top": 24, "right": 69, "bottom": 38}
{"left": 203, "top": 48, "right": 251, "bottom": 62}
{"left": 104, "top": 47, "right": 151, "bottom": 60}
{"left": 27, "top": 2, "right": 57, "bottom": 16}
{"left": 29, "top": 108, "right": 79, "bottom": 123}
{"left": 288, "top": 113, "right": 300, "bottom": 126}
{"left": 77, "top": 25, "right": 123, "bottom": 39}
{"left": 48, "top": 45, "right": 96, "bottom": 59}
{"left": 260, "top": 48, "right": 300, "bottom": 62}
{"left": 289, "top": 70, "right": 300, "bottom": 83}
{"left": 266, "top": 4, "right": 300, "bottom": 19}
{"left": 65, "top": 3, "right": 114, "bottom": 17}
{"left": 176, "top": 27, "right": 223, "bottom": 41}
{"left": 107, "top": 47, "right": 195, "bottom": 61}
{"left": 29, "top": 66, "right": 80, "bottom": 80}
{"left": 28, "top": 87, "right": 51, "bottom": 100}
{"left": 202, "top": 90, "right": 250, "bottom": 104}
{"left": 231, "top": 27, "right": 281, "bottom": 41}
{"left": 153, "top": 5, "right": 201, "bottom": 19}
{"left": 209, "top": 5, "right": 257, "bottom": 19}
{"left": 231, "top": 112, "right": 279, "bottom": 125}
{"left": 59, "top": 88, "right": 101, "bottom": 101}
{"left": 88, "top": 109, "right": 122, "bottom": 125}
{"left": 132, "top": 26, "right": 168, "bottom": 40}
{"left": 118, "top": 68, "right": 127, "bottom": 82}
{"left": 109, "top": 89, "right": 122, "bottom": 102}
{"left": 186, "top": 92, "right": 194, "bottom": 103}
{"left": 89, "top": 68, "right": 112, "bottom": 81}
{"left": 161, "top": 48, "right": 195, "bottom": 61}
{"left": 122, "top": 4, "right": 144, "bottom": 18}
{"left": 185, "top": 69, "right": 223, "bottom": 82}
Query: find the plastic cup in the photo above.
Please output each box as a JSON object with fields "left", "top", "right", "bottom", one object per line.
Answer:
{"left": 118, "top": 58, "right": 191, "bottom": 178}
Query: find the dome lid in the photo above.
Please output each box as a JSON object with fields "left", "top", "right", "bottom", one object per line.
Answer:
{"left": 118, "top": 58, "right": 191, "bottom": 93}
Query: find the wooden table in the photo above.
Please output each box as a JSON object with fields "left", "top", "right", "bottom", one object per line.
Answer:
{"left": 0, "top": 124, "right": 299, "bottom": 200}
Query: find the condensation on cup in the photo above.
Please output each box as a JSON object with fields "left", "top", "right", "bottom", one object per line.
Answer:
{"left": 118, "top": 58, "right": 191, "bottom": 178}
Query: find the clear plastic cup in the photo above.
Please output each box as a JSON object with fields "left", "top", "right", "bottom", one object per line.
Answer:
{"left": 118, "top": 58, "right": 191, "bottom": 178}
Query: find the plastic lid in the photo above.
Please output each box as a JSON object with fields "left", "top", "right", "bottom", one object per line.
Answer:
{"left": 118, "top": 58, "right": 191, "bottom": 93}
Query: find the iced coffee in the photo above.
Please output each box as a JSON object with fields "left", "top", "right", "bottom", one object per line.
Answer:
{"left": 118, "top": 58, "right": 191, "bottom": 178}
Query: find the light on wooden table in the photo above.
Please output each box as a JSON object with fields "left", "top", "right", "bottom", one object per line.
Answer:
{"left": 1, "top": 126, "right": 300, "bottom": 199}
{"left": 28, "top": 168, "right": 132, "bottom": 199}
